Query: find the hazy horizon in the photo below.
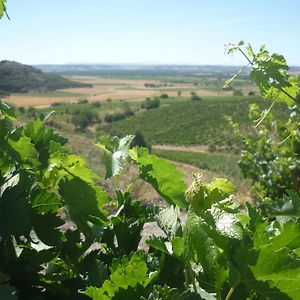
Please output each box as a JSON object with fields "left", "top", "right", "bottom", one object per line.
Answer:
{"left": 1, "top": 0, "right": 299, "bottom": 66}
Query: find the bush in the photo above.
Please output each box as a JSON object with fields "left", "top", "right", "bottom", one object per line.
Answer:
{"left": 131, "top": 130, "right": 152, "bottom": 151}
{"left": 71, "top": 109, "right": 99, "bottom": 130}
{"left": 18, "top": 106, "right": 25, "bottom": 113}
{"left": 141, "top": 97, "right": 160, "bottom": 110}
{"left": 191, "top": 92, "right": 202, "bottom": 101}
{"left": 77, "top": 98, "right": 89, "bottom": 104}
{"left": 160, "top": 93, "right": 169, "bottom": 99}
{"left": 51, "top": 101, "right": 66, "bottom": 107}
{"left": 27, "top": 106, "right": 37, "bottom": 117}
{"left": 92, "top": 101, "right": 101, "bottom": 108}
{"left": 233, "top": 89, "right": 243, "bottom": 96}
{"left": 248, "top": 91, "right": 255, "bottom": 96}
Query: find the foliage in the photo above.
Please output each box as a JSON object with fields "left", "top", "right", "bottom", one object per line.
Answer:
{"left": 140, "top": 97, "right": 160, "bottom": 110}
{"left": 132, "top": 130, "right": 152, "bottom": 152}
{"left": 104, "top": 109, "right": 134, "bottom": 123}
{"left": 71, "top": 109, "right": 100, "bottom": 130}
{"left": 0, "top": 0, "right": 7, "bottom": 19}
{"left": 226, "top": 41, "right": 300, "bottom": 210}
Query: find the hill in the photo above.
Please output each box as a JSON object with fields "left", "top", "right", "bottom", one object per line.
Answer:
{"left": 0, "top": 60, "right": 92, "bottom": 94}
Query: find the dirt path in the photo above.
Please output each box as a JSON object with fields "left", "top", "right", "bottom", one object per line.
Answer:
{"left": 153, "top": 144, "right": 210, "bottom": 154}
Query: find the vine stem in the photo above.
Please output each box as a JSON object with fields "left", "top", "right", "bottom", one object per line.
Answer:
{"left": 225, "top": 286, "right": 236, "bottom": 300}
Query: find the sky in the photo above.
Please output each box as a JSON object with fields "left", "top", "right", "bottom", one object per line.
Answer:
{"left": 0, "top": 0, "right": 299, "bottom": 65}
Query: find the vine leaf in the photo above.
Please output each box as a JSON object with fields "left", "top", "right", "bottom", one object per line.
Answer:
{"left": 96, "top": 135, "right": 134, "bottom": 178}
{"left": 251, "top": 222, "right": 300, "bottom": 299}
{"left": 131, "top": 147, "right": 187, "bottom": 208}
{"left": 83, "top": 253, "right": 150, "bottom": 299}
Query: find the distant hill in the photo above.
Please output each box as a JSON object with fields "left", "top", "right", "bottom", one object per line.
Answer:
{"left": 0, "top": 60, "right": 92, "bottom": 94}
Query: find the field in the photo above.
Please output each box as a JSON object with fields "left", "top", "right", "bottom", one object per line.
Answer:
{"left": 7, "top": 74, "right": 255, "bottom": 107}
{"left": 107, "top": 95, "right": 283, "bottom": 146}
{"left": 153, "top": 148, "right": 241, "bottom": 179}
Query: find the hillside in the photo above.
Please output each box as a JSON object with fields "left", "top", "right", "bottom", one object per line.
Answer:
{"left": 0, "top": 60, "right": 92, "bottom": 93}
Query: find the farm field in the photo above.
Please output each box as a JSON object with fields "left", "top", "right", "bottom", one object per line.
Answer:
{"left": 6, "top": 74, "right": 254, "bottom": 107}
{"left": 107, "top": 95, "right": 286, "bottom": 146}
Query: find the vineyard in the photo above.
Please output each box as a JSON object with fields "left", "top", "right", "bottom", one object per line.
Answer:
{"left": 108, "top": 96, "right": 287, "bottom": 147}
{"left": 153, "top": 149, "right": 241, "bottom": 180}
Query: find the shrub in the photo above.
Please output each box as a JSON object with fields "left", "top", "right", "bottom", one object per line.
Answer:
{"left": 160, "top": 93, "right": 169, "bottom": 99}
{"left": 71, "top": 109, "right": 99, "bottom": 130}
{"left": 191, "top": 92, "right": 202, "bottom": 101}
{"left": 141, "top": 97, "right": 160, "bottom": 110}
{"left": 131, "top": 130, "right": 152, "bottom": 151}
{"left": 77, "top": 98, "right": 89, "bottom": 104}
{"left": 18, "top": 106, "right": 25, "bottom": 113}
{"left": 233, "top": 89, "right": 243, "bottom": 96}
{"left": 92, "top": 101, "right": 101, "bottom": 108}
{"left": 51, "top": 101, "right": 66, "bottom": 107}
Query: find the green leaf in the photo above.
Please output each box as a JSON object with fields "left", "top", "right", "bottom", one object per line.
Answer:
{"left": 208, "top": 178, "right": 237, "bottom": 195}
{"left": 31, "top": 190, "right": 62, "bottom": 214}
{"left": 265, "top": 75, "right": 299, "bottom": 105}
{"left": 156, "top": 206, "right": 181, "bottom": 238}
{"left": 0, "top": 102, "right": 15, "bottom": 120}
{"left": 31, "top": 212, "right": 64, "bottom": 246}
{"left": 24, "top": 119, "right": 67, "bottom": 168}
{"left": 251, "top": 222, "right": 300, "bottom": 299}
{"left": 59, "top": 176, "right": 109, "bottom": 231}
{"left": 96, "top": 135, "right": 134, "bottom": 178}
{"left": 0, "top": 174, "right": 31, "bottom": 237}
{"left": 8, "top": 136, "right": 40, "bottom": 167}
{"left": 210, "top": 206, "right": 243, "bottom": 240}
{"left": 84, "top": 253, "right": 149, "bottom": 299}
{"left": 146, "top": 236, "right": 170, "bottom": 254}
{"left": 131, "top": 147, "right": 187, "bottom": 208}
{"left": 184, "top": 212, "right": 219, "bottom": 276}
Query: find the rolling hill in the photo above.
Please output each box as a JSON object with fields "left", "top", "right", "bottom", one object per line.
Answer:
{"left": 0, "top": 60, "right": 92, "bottom": 94}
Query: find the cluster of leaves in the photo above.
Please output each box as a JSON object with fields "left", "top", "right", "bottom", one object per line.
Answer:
{"left": 2, "top": 99, "right": 300, "bottom": 299}
{"left": 226, "top": 41, "right": 300, "bottom": 212}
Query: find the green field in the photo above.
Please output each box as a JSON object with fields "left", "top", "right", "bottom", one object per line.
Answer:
{"left": 107, "top": 96, "right": 270, "bottom": 146}
{"left": 153, "top": 149, "right": 241, "bottom": 180}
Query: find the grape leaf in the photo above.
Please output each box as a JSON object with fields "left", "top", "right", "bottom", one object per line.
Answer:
{"left": 131, "top": 147, "right": 187, "bottom": 208}
{"left": 251, "top": 222, "right": 300, "bottom": 299}
{"left": 59, "top": 176, "right": 109, "bottom": 232}
{"left": 156, "top": 205, "right": 181, "bottom": 238}
{"left": 31, "top": 190, "right": 62, "bottom": 214}
{"left": 8, "top": 136, "right": 40, "bottom": 167}
{"left": 96, "top": 135, "right": 134, "bottom": 178}
{"left": 84, "top": 253, "right": 149, "bottom": 299}
{"left": 208, "top": 178, "right": 237, "bottom": 195}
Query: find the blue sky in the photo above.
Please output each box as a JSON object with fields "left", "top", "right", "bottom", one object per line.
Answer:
{"left": 0, "top": 0, "right": 299, "bottom": 65}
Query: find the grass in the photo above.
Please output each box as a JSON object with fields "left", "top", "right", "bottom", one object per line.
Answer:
{"left": 153, "top": 149, "right": 242, "bottom": 180}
